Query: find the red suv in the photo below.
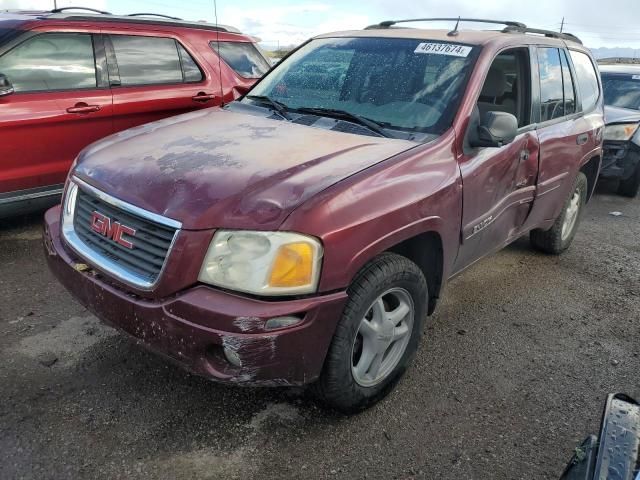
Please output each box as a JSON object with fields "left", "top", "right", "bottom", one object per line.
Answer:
{"left": 44, "top": 19, "right": 604, "bottom": 412}
{"left": 0, "top": 8, "right": 270, "bottom": 217}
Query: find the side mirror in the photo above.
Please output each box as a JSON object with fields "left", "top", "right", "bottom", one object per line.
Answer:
{"left": 470, "top": 111, "right": 518, "bottom": 148}
{"left": 0, "top": 74, "right": 14, "bottom": 97}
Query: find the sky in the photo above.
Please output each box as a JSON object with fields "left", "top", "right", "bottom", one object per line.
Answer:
{"left": 2, "top": 0, "right": 640, "bottom": 51}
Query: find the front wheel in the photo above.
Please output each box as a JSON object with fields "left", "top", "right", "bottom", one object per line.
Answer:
{"left": 530, "top": 172, "right": 588, "bottom": 255}
{"left": 314, "top": 253, "right": 428, "bottom": 413}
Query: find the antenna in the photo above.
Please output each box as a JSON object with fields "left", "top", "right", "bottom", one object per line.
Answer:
{"left": 447, "top": 16, "right": 461, "bottom": 37}
{"left": 214, "top": 0, "right": 224, "bottom": 106}
{"left": 560, "top": 17, "right": 565, "bottom": 33}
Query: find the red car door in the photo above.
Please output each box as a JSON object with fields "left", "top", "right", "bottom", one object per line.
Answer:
{"left": 0, "top": 31, "right": 113, "bottom": 195}
{"left": 104, "top": 33, "right": 221, "bottom": 132}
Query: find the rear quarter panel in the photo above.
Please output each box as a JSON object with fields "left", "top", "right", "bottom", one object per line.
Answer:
{"left": 281, "top": 131, "right": 461, "bottom": 293}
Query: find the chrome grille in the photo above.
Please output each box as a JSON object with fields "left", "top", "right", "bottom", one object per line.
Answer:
{"left": 72, "top": 187, "right": 177, "bottom": 284}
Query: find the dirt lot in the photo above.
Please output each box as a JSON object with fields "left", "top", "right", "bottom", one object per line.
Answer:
{"left": 1, "top": 185, "right": 638, "bottom": 480}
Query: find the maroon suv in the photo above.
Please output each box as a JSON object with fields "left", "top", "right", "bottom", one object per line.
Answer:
{"left": 44, "top": 19, "right": 604, "bottom": 412}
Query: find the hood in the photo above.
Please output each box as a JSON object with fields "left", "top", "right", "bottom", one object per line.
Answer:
{"left": 605, "top": 105, "right": 640, "bottom": 125}
{"left": 74, "top": 108, "right": 416, "bottom": 230}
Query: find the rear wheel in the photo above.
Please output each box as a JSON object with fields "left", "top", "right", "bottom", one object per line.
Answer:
{"left": 530, "top": 172, "right": 588, "bottom": 255}
{"left": 314, "top": 253, "right": 427, "bottom": 413}
{"left": 617, "top": 162, "right": 640, "bottom": 198}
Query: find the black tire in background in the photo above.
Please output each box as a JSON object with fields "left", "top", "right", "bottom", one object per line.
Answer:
{"left": 530, "top": 172, "right": 588, "bottom": 255}
{"left": 617, "top": 163, "right": 640, "bottom": 198}
{"left": 314, "top": 252, "right": 428, "bottom": 413}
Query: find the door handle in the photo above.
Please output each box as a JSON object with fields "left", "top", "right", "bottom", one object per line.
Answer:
{"left": 519, "top": 150, "right": 530, "bottom": 162}
{"left": 192, "top": 92, "right": 216, "bottom": 103}
{"left": 576, "top": 133, "right": 589, "bottom": 145}
{"left": 67, "top": 103, "right": 101, "bottom": 114}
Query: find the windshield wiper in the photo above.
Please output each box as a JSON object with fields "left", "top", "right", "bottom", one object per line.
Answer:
{"left": 245, "top": 95, "right": 291, "bottom": 120}
{"left": 292, "top": 107, "right": 392, "bottom": 138}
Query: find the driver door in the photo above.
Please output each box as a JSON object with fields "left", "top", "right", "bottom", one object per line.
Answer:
{"left": 0, "top": 31, "right": 113, "bottom": 195}
{"left": 453, "top": 47, "right": 540, "bottom": 272}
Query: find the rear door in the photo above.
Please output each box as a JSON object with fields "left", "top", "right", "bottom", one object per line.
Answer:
{"left": 454, "top": 47, "right": 540, "bottom": 271}
{"left": 523, "top": 47, "right": 602, "bottom": 229}
{"left": 105, "top": 33, "right": 220, "bottom": 132}
{"left": 0, "top": 31, "right": 113, "bottom": 195}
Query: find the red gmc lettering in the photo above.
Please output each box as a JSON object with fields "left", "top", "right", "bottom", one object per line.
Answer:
{"left": 90, "top": 211, "right": 136, "bottom": 249}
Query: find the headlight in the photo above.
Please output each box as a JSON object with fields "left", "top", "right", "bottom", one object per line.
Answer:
{"left": 604, "top": 123, "right": 639, "bottom": 141}
{"left": 198, "top": 230, "right": 323, "bottom": 296}
{"left": 62, "top": 181, "right": 79, "bottom": 225}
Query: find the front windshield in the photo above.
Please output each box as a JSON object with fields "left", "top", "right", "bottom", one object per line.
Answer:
{"left": 245, "top": 37, "right": 476, "bottom": 134}
{"left": 602, "top": 74, "right": 640, "bottom": 111}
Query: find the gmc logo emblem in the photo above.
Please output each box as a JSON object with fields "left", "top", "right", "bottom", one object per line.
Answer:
{"left": 90, "top": 211, "right": 136, "bottom": 249}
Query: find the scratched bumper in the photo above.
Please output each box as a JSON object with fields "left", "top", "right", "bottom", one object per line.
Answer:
{"left": 43, "top": 206, "right": 348, "bottom": 386}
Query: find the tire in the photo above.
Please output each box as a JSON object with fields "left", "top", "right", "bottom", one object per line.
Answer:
{"left": 314, "top": 252, "right": 428, "bottom": 413}
{"left": 617, "top": 162, "right": 640, "bottom": 198}
{"left": 530, "top": 172, "right": 588, "bottom": 255}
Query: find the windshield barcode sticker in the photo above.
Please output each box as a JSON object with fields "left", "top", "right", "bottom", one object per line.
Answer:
{"left": 414, "top": 43, "right": 472, "bottom": 57}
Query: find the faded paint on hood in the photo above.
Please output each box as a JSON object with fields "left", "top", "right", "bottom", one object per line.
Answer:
{"left": 605, "top": 105, "right": 640, "bottom": 125}
{"left": 74, "top": 108, "right": 417, "bottom": 230}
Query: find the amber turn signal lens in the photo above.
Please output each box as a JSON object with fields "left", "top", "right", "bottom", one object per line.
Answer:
{"left": 268, "top": 242, "right": 314, "bottom": 288}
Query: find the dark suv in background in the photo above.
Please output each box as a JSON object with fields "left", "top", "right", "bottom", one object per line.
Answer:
{"left": 0, "top": 8, "right": 270, "bottom": 217}
{"left": 600, "top": 64, "right": 640, "bottom": 197}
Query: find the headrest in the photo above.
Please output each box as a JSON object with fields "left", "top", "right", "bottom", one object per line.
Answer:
{"left": 481, "top": 67, "right": 507, "bottom": 98}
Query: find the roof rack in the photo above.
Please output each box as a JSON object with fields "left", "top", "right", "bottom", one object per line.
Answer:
{"left": 32, "top": 8, "right": 242, "bottom": 34}
{"left": 51, "top": 7, "right": 111, "bottom": 14}
{"left": 502, "top": 25, "right": 582, "bottom": 44}
{"left": 366, "top": 18, "right": 526, "bottom": 30}
{"left": 128, "top": 13, "right": 183, "bottom": 21}
{"left": 365, "top": 17, "right": 582, "bottom": 44}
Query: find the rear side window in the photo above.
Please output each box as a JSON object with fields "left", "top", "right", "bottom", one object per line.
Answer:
{"left": 538, "top": 48, "right": 564, "bottom": 122}
{"left": 110, "top": 35, "right": 182, "bottom": 85}
{"left": 212, "top": 41, "right": 270, "bottom": 78}
{"left": 560, "top": 50, "right": 576, "bottom": 115}
{"left": 569, "top": 50, "right": 600, "bottom": 112}
{"left": 109, "top": 36, "right": 203, "bottom": 86}
{"left": 0, "top": 33, "right": 96, "bottom": 92}
{"left": 177, "top": 44, "right": 203, "bottom": 82}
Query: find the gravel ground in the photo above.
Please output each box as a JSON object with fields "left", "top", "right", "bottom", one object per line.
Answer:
{"left": 1, "top": 185, "right": 638, "bottom": 480}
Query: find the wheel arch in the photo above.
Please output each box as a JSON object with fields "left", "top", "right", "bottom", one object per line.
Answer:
{"left": 386, "top": 231, "right": 444, "bottom": 316}
{"left": 580, "top": 155, "right": 601, "bottom": 203}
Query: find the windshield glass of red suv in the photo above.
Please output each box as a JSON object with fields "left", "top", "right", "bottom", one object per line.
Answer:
{"left": 245, "top": 37, "right": 476, "bottom": 135}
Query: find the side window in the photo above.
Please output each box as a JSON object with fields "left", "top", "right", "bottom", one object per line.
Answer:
{"left": 177, "top": 43, "right": 203, "bottom": 82}
{"left": 569, "top": 50, "right": 600, "bottom": 112}
{"left": 110, "top": 35, "right": 183, "bottom": 86}
{"left": 560, "top": 50, "right": 576, "bottom": 115}
{"left": 0, "top": 33, "right": 96, "bottom": 92}
{"left": 212, "top": 41, "right": 270, "bottom": 78}
{"left": 477, "top": 48, "right": 532, "bottom": 128}
{"left": 537, "top": 48, "right": 564, "bottom": 122}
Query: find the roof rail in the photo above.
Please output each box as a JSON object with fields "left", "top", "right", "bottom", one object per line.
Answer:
{"left": 41, "top": 11, "right": 242, "bottom": 34}
{"left": 502, "top": 25, "right": 582, "bottom": 44}
{"left": 51, "top": 7, "right": 111, "bottom": 14}
{"left": 365, "top": 17, "right": 582, "bottom": 44}
{"left": 128, "top": 13, "right": 182, "bottom": 21}
{"left": 365, "top": 18, "right": 526, "bottom": 30}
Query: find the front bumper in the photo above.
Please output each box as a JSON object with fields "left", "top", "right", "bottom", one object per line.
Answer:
{"left": 600, "top": 140, "right": 640, "bottom": 180}
{"left": 43, "top": 206, "right": 348, "bottom": 386}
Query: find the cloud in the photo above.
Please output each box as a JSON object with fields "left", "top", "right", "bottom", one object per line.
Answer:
{"left": 219, "top": 2, "right": 371, "bottom": 48}
{"left": 1, "top": 0, "right": 107, "bottom": 12}
{"left": 221, "top": 0, "right": 640, "bottom": 49}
